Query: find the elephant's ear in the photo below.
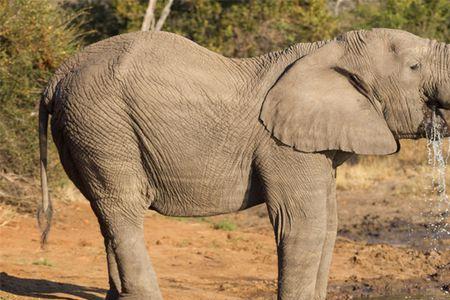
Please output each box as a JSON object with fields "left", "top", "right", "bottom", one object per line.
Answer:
{"left": 260, "top": 42, "right": 398, "bottom": 155}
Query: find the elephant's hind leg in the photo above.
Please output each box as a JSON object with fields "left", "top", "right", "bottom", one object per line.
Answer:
{"left": 56, "top": 100, "right": 162, "bottom": 298}
{"left": 90, "top": 195, "right": 162, "bottom": 300}
{"left": 73, "top": 157, "right": 162, "bottom": 300}
{"left": 104, "top": 236, "right": 121, "bottom": 300}
{"left": 92, "top": 213, "right": 122, "bottom": 299}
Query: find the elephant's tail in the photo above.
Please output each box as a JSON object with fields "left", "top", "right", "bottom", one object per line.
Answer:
{"left": 37, "top": 98, "right": 53, "bottom": 248}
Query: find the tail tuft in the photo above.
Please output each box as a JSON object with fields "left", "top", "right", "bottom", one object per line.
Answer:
{"left": 37, "top": 200, "right": 53, "bottom": 248}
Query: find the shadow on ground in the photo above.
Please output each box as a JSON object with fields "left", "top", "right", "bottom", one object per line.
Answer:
{"left": 0, "top": 272, "right": 106, "bottom": 300}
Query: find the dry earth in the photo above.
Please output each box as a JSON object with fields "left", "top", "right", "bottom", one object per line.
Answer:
{"left": 0, "top": 178, "right": 449, "bottom": 300}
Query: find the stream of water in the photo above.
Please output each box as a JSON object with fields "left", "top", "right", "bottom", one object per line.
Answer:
{"left": 424, "top": 109, "right": 450, "bottom": 251}
{"left": 364, "top": 111, "right": 450, "bottom": 300}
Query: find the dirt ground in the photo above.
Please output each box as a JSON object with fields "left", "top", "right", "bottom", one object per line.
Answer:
{"left": 1, "top": 178, "right": 449, "bottom": 300}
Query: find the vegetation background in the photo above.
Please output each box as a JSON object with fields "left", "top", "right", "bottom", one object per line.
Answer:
{"left": 1, "top": 0, "right": 449, "bottom": 211}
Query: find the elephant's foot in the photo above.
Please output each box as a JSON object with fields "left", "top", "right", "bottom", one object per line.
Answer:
{"left": 105, "top": 289, "right": 120, "bottom": 300}
{"left": 313, "top": 293, "right": 326, "bottom": 300}
{"left": 118, "top": 291, "right": 162, "bottom": 300}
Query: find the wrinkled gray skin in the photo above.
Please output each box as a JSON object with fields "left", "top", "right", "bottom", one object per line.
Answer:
{"left": 38, "top": 29, "right": 450, "bottom": 300}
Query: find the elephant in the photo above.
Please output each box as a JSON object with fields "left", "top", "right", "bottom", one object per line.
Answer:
{"left": 37, "top": 28, "right": 449, "bottom": 300}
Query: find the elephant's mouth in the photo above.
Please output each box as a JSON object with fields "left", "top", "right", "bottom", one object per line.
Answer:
{"left": 418, "top": 104, "right": 449, "bottom": 139}
{"left": 397, "top": 102, "right": 449, "bottom": 140}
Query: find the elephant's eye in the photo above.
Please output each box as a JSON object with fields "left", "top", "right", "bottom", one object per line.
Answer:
{"left": 410, "top": 62, "right": 421, "bottom": 71}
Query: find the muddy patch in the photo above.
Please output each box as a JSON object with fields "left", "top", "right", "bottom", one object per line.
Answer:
{"left": 338, "top": 213, "right": 450, "bottom": 250}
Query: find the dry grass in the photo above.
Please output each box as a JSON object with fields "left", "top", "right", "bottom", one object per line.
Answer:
{"left": 0, "top": 172, "right": 85, "bottom": 214}
{"left": 54, "top": 183, "right": 85, "bottom": 203}
{"left": 337, "top": 139, "right": 450, "bottom": 192}
{"left": 0, "top": 205, "right": 16, "bottom": 227}
{"left": 0, "top": 172, "right": 40, "bottom": 213}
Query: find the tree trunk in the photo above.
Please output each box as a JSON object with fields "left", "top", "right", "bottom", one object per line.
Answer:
{"left": 155, "top": 0, "right": 174, "bottom": 31}
{"left": 142, "top": 0, "right": 157, "bottom": 32}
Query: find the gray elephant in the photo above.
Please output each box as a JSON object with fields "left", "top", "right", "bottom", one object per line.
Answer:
{"left": 38, "top": 28, "right": 449, "bottom": 300}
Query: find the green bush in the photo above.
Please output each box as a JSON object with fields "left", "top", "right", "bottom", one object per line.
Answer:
{"left": 0, "top": 0, "right": 81, "bottom": 176}
{"left": 64, "top": 0, "right": 338, "bottom": 57}
{"left": 61, "top": 0, "right": 148, "bottom": 44}
{"left": 341, "top": 0, "right": 450, "bottom": 42}
{"left": 165, "top": 0, "right": 338, "bottom": 57}
{"left": 64, "top": 0, "right": 450, "bottom": 53}
{"left": 213, "top": 219, "right": 237, "bottom": 231}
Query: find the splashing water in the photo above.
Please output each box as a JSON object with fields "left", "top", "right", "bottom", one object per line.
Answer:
{"left": 425, "top": 109, "right": 450, "bottom": 251}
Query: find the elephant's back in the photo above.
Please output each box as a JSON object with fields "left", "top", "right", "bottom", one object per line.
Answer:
{"left": 110, "top": 31, "right": 240, "bottom": 100}
{"left": 45, "top": 31, "right": 241, "bottom": 112}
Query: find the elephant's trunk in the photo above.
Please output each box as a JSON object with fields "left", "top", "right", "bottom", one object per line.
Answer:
{"left": 436, "top": 43, "right": 450, "bottom": 109}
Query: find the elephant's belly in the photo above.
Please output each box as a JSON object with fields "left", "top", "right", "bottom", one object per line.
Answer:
{"left": 138, "top": 118, "right": 264, "bottom": 217}
{"left": 149, "top": 171, "right": 264, "bottom": 217}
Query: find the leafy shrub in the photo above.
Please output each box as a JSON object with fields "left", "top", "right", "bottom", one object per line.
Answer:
{"left": 341, "top": 0, "right": 450, "bottom": 42}
{"left": 0, "top": 0, "right": 81, "bottom": 176}
{"left": 63, "top": 0, "right": 449, "bottom": 55}
{"left": 0, "top": 0, "right": 83, "bottom": 211}
{"left": 64, "top": 0, "right": 339, "bottom": 57}
{"left": 167, "top": 0, "right": 339, "bottom": 57}
{"left": 62, "top": 0, "right": 148, "bottom": 44}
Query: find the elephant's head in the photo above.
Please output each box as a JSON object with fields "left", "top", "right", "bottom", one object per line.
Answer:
{"left": 260, "top": 28, "right": 450, "bottom": 155}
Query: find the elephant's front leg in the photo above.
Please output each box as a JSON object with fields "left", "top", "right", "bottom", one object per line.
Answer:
{"left": 268, "top": 206, "right": 327, "bottom": 300}
{"left": 263, "top": 156, "right": 332, "bottom": 300}
{"left": 314, "top": 172, "right": 337, "bottom": 300}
